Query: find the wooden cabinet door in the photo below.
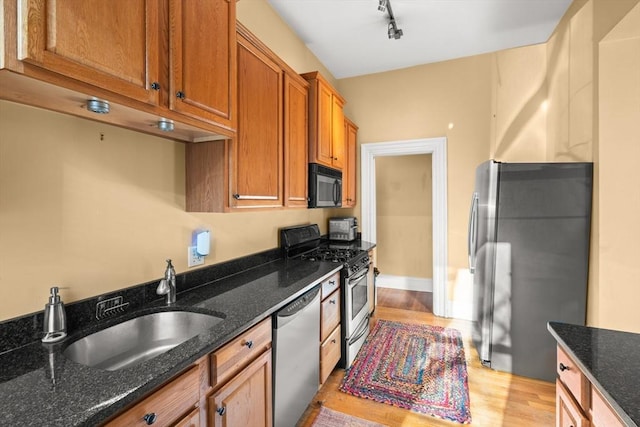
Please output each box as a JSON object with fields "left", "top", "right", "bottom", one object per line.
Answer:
{"left": 230, "top": 35, "right": 282, "bottom": 208}
{"left": 169, "top": 0, "right": 236, "bottom": 129}
{"left": 343, "top": 118, "right": 358, "bottom": 207}
{"left": 331, "top": 95, "right": 345, "bottom": 170}
{"left": 209, "top": 349, "right": 272, "bottom": 427}
{"left": 18, "top": 0, "right": 160, "bottom": 105}
{"left": 284, "top": 73, "right": 309, "bottom": 208}
{"left": 315, "top": 81, "right": 335, "bottom": 167}
{"left": 556, "top": 379, "right": 589, "bottom": 427}
{"left": 321, "top": 289, "right": 341, "bottom": 342}
{"left": 320, "top": 326, "right": 341, "bottom": 385}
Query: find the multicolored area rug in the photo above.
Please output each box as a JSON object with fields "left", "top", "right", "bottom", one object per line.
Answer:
{"left": 310, "top": 406, "right": 388, "bottom": 427}
{"left": 339, "top": 320, "right": 472, "bottom": 424}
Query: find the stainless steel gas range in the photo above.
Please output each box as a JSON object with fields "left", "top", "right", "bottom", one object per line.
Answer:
{"left": 280, "top": 224, "right": 371, "bottom": 368}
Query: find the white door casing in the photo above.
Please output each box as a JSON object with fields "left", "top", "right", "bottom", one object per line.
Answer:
{"left": 361, "top": 137, "right": 449, "bottom": 317}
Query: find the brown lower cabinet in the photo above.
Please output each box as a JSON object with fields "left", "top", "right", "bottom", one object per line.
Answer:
{"left": 103, "top": 317, "right": 272, "bottom": 427}
{"left": 555, "top": 345, "right": 625, "bottom": 427}
{"left": 319, "top": 272, "right": 341, "bottom": 385}
{"left": 208, "top": 350, "right": 272, "bottom": 427}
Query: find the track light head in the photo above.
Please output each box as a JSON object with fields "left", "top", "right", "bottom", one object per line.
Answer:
{"left": 380, "top": 0, "right": 403, "bottom": 40}
{"left": 387, "top": 20, "right": 403, "bottom": 40}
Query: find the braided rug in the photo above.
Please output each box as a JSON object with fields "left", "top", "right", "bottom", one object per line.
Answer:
{"left": 339, "top": 320, "right": 472, "bottom": 424}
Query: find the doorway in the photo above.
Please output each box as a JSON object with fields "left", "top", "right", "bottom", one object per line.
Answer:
{"left": 361, "top": 137, "right": 448, "bottom": 317}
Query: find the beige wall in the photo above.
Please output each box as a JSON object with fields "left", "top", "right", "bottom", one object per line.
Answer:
{"left": 375, "top": 154, "right": 432, "bottom": 278}
{"left": 596, "top": 3, "right": 640, "bottom": 332}
{"left": 338, "top": 55, "right": 493, "bottom": 292}
{"left": 0, "top": 1, "right": 342, "bottom": 322}
{"left": 0, "top": 101, "right": 338, "bottom": 321}
{"left": 490, "top": 43, "right": 548, "bottom": 161}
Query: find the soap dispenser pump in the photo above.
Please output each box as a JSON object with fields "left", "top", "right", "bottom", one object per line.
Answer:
{"left": 42, "top": 286, "right": 67, "bottom": 343}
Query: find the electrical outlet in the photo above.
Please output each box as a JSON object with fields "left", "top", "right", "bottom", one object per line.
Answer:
{"left": 187, "top": 246, "right": 204, "bottom": 267}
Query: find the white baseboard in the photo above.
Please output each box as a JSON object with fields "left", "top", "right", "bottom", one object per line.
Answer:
{"left": 376, "top": 274, "right": 433, "bottom": 292}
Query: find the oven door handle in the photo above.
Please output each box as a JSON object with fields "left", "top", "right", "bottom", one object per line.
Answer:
{"left": 349, "top": 316, "right": 370, "bottom": 344}
{"left": 347, "top": 267, "right": 369, "bottom": 285}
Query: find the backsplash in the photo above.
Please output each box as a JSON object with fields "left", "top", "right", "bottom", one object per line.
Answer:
{"left": 0, "top": 248, "right": 281, "bottom": 354}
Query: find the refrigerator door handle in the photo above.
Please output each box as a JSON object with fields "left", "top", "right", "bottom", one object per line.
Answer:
{"left": 468, "top": 192, "right": 479, "bottom": 273}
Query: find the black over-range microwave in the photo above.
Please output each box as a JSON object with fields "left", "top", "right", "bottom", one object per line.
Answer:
{"left": 308, "top": 163, "right": 342, "bottom": 208}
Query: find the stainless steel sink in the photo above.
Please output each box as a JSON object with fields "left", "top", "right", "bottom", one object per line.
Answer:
{"left": 63, "top": 311, "right": 224, "bottom": 371}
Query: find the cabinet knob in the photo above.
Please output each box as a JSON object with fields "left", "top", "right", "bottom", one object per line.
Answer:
{"left": 216, "top": 406, "right": 226, "bottom": 416}
{"left": 329, "top": 299, "right": 336, "bottom": 304}
{"left": 559, "top": 363, "right": 570, "bottom": 372}
{"left": 233, "top": 193, "right": 240, "bottom": 200}
{"left": 150, "top": 82, "right": 160, "bottom": 91}
{"left": 244, "top": 340, "right": 253, "bottom": 349}
{"left": 143, "top": 413, "right": 157, "bottom": 425}
{"left": 331, "top": 339, "right": 336, "bottom": 344}
{"left": 176, "top": 91, "right": 186, "bottom": 100}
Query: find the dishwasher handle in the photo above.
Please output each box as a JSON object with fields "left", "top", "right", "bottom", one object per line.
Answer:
{"left": 274, "top": 286, "right": 320, "bottom": 328}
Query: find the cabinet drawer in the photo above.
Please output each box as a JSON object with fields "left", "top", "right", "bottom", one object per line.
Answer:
{"left": 211, "top": 317, "right": 272, "bottom": 387}
{"left": 321, "top": 289, "right": 340, "bottom": 342}
{"left": 105, "top": 366, "right": 199, "bottom": 427}
{"left": 591, "top": 387, "right": 625, "bottom": 427}
{"left": 320, "top": 326, "right": 341, "bottom": 385}
{"left": 556, "top": 379, "right": 589, "bottom": 427}
{"left": 557, "top": 346, "right": 589, "bottom": 410}
{"left": 320, "top": 272, "right": 340, "bottom": 299}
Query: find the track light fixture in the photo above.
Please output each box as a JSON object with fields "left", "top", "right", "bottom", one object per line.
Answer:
{"left": 388, "top": 20, "right": 403, "bottom": 40}
{"left": 378, "top": 0, "right": 403, "bottom": 40}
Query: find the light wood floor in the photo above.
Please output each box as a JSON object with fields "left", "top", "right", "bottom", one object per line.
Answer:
{"left": 297, "top": 288, "right": 556, "bottom": 427}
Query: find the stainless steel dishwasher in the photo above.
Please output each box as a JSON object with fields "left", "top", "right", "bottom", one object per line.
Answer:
{"left": 273, "top": 285, "right": 320, "bottom": 427}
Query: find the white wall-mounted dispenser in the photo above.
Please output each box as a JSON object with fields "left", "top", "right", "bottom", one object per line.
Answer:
{"left": 195, "top": 230, "right": 210, "bottom": 256}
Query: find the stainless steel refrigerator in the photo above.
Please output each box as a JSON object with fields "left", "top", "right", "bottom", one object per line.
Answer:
{"left": 468, "top": 160, "right": 592, "bottom": 382}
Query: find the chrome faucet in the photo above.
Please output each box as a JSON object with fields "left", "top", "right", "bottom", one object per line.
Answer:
{"left": 156, "top": 259, "right": 176, "bottom": 305}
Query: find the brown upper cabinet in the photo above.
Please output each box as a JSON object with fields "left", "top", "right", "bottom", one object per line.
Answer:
{"left": 17, "top": 0, "right": 162, "bottom": 106}
{"left": 1, "top": 0, "right": 236, "bottom": 141}
{"left": 284, "top": 73, "right": 309, "bottom": 208}
{"left": 302, "top": 71, "right": 346, "bottom": 171}
{"left": 185, "top": 23, "right": 308, "bottom": 212}
{"left": 169, "top": 0, "right": 236, "bottom": 129}
{"left": 231, "top": 31, "right": 283, "bottom": 209}
{"left": 343, "top": 117, "right": 358, "bottom": 207}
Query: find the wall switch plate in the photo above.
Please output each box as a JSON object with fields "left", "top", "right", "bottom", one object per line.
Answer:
{"left": 187, "top": 246, "right": 204, "bottom": 267}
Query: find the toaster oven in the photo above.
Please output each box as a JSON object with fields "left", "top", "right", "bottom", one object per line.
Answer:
{"left": 329, "top": 217, "right": 358, "bottom": 241}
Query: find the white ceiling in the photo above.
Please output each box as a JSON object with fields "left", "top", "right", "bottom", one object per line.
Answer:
{"left": 267, "top": 0, "right": 573, "bottom": 79}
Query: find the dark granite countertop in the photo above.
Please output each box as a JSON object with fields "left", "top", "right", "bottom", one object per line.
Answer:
{"left": 325, "top": 239, "right": 376, "bottom": 252}
{"left": 548, "top": 322, "right": 640, "bottom": 427}
{"left": 0, "top": 258, "right": 342, "bottom": 426}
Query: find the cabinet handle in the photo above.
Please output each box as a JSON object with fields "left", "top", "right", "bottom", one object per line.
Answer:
{"left": 216, "top": 406, "right": 226, "bottom": 416}
{"left": 244, "top": 340, "right": 253, "bottom": 349}
{"left": 143, "top": 413, "right": 157, "bottom": 425}
{"left": 331, "top": 339, "right": 336, "bottom": 344}
{"left": 176, "top": 91, "right": 186, "bottom": 100}
{"left": 329, "top": 299, "right": 336, "bottom": 304}
{"left": 150, "top": 82, "right": 160, "bottom": 91}
{"left": 559, "top": 363, "right": 570, "bottom": 372}
{"left": 329, "top": 280, "right": 335, "bottom": 285}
